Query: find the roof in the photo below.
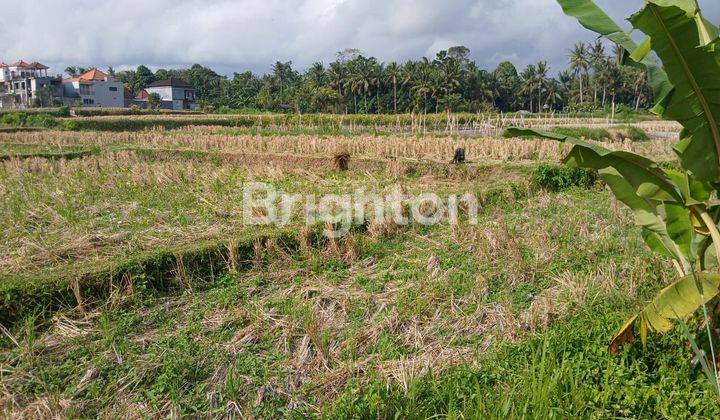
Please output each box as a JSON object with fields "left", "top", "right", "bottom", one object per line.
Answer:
{"left": 3, "top": 60, "right": 48, "bottom": 69}
{"left": 78, "top": 68, "right": 108, "bottom": 81}
{"left": 64, "top": 68, "right": 111, "bottom": 83}
{"left": 10, "top": 60, "right": 32, "bottom": 68}
{"left": 147, "top": 78, "right": 193, "bottom": 88}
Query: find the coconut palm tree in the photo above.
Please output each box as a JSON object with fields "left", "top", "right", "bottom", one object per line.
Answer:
{"left": 519, "top": 65, "right": 537, "bottom": 112}
{"left": 535, "top": 61, "right": 549, "bottom": 112}
{"left": 385, "top": 62, "right": 402, "bottom": 114}
{"left": 589, "top": 41, "right": 607, "bottom": 104}
{"left": 568, "top": 42, "right": 590, "bottom": 103}
{"left": 372, "top": 61, "right": 384, "bottom": 113}
{"left": 307, "top": 62, "right": 326, "bottom": 87}
{"left": 327, "top": 62, "right": 347, "bottom": 113}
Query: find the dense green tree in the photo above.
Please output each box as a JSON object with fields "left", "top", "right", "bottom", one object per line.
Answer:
{"left": 98, "top": 44, "right": 650, "bottom": 114}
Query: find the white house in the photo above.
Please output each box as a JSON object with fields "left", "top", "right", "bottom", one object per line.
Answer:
{"left": 0, "top": 60, "right": 64, "bottom": 108}
{"left": 144, "top": 78, "right": 198, "bottom": 110}
{"left": 62, "top": 69, "right": 124, "bottom": 108}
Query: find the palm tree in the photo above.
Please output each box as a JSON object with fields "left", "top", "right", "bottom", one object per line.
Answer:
{"left": 410, "top": 60, "right": 434, "bottom": 113}
{"left": 519, "top": 65, "right": 537, "bottom": 112}
{"left": 372, "top": 61, "right": 384, "bottom": 113}
{"left": 568, "top": 42, "right": 590, "bottom": 103}
{"left": 271, "top": 61, "right": 294, "bottom": 98}
{"left": 535, "top": 61, "right": 549, "bottom": 113}
{"left": 401, "top": 61, "right": 417, "bottom": 110}
{"left": 589, "top": 41, "right": 606, "bottom": 104}
{"left": 348, "top": 57, "right": 373, "bottom": 113}
{"left": 327, "top": 62, "right": 347, "bottom": 113}
{"left": 307, "top": 62, "right": 326, "bottom": 87}
{"left": 631, "top": 68, "right": 648, "bottom": 110}
{"left": 385, "top": 62, "right": 402, "bottom": 113}
{"left": 544, "top": 80, "right": 564, "bottom": 110}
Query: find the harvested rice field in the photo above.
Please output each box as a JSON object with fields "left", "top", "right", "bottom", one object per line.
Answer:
{"left": 1, "top": 114, "right": 718, "bottom": 418}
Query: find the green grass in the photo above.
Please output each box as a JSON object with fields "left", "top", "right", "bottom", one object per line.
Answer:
{"left": 1, "top": 120, "right": 710, "bottom": 417}
{"left": 625, "top": 125, "right": 650, "bottom": 141}
{"left": 550, "top": 126, "right": 611, "bottom": 141}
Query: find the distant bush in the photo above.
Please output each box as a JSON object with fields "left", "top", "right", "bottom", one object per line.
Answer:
{"left": 625, "top": 126, "right": 649, "bottom": 141}
{"left": 532, "top": 163, "right": 598, "bottom": 191}
{"left": 551, "top": 126, "right": 611, "bottom": 141}
{"left": 504, "top": 126, "right": 611, "bottom": 141}
{"left": 56, "top": 106, "right": 71, "bottom": 117}
{"left": 563, "top": 102, "right": 600, "bottom": 114}
{"left": 1, "top": 112, "right": 58, "bottom": 128}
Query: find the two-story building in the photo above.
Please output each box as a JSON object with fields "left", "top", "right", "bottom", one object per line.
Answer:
{"left": 62, "top": 69, "right": 124, "bottom": 108}
{"left": 144, "top": 78, "right": 198, "bottom": 110}
{"left": 0, "top": 60, "right": 64, "bottom": 109}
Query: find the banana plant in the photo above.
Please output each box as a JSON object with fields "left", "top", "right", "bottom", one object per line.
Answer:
{"left": 508, "top": 0, "right": 720, "bottom": 356}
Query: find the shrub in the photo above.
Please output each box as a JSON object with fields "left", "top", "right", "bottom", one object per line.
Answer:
{"left": 551, "top": 126, "right": 611, "bottom": 141}
{"left": 0, "top": 112, "right": 59, "bottom": 128}
{"left": 625, "top": 126, "right": 649, "bottom": 141}
{"left": 56, "top": 106, "right": 71, "bottom": 117}
{"left": 532, "top": 163, "right": 597, "bottom": 191}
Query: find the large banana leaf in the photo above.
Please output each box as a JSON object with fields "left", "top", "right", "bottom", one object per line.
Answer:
{"left": 505, "top": 128, "right": 684, "bottom": 202}
{"left": 610, "top": 272, "right": 720, "bottom": 354}
{"left": 602, "top": 168, "right": 686, "bottom": 263}
{"left": 556, "top": 0, "right": 673, "bottom": 114}
{"left": 558, "top": 0, "right": 720, "bottom": 183}
{"left": 631, "top": 2, "right": 720, "bottom": 182}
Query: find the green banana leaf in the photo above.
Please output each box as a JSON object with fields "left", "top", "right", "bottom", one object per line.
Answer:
{"left": 631, "top": 3, "right": 720, "bottom": 182}
{"left": 602, "top": 168, "right": 685, "bottom": 262}
{"left": 610, "top": 272, "right": 720, "bottom": 354}
{"left": 505, "top": 128, "right": 701, "bottom": 265}
{"left": 556, "top": 0, "right": 673, "bottom": 113}
{"left": 505, "top": 128, "right": 684, "bottom": 203}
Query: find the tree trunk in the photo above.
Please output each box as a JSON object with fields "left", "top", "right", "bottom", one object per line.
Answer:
{"left": 602, "top": 85, "right": 607, "bottom": 106}
{"left": 538, "top": 84, "right": 542, "bottom": 113}
{"left": 593, "top": 83, "right": 597, "bottom": 104}
{"left": 376, "top": 85, "right": 380, "bottom": 114}
{"left": 393, "top": 77, "right": 397, "bottom": 114}
{"left": 579, "top": 74, "right": 584, "bottom": 103}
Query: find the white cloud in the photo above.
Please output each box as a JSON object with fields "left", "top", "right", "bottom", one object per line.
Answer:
{"left": 1, "top": 0, "right": 718, "bottom": 76}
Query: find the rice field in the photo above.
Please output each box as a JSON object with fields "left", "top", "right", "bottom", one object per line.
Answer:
{"left": 0, "top": 114, "right": 716, "bottom": 418}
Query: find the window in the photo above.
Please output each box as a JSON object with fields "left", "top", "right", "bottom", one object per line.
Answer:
{"left": 109, "top": 86, "right": 118, "bottom": 92}
{"left": 83, "top": 98, "right": 95, "bottom": 105}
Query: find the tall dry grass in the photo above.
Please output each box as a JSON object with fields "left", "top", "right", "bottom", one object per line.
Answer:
{"left": 0, "top": 130, "right": 678, "bottom": 163}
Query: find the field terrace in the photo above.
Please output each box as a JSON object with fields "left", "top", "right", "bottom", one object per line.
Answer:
{"left": 1, "top": 119, "right": 716, "bottom": 418}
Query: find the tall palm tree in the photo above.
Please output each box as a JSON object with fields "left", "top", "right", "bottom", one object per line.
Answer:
{"left": 401, "top": 61, "right": 417, "bottom": 110}
{"left": 327, "top": 62, "right": 347, "bottom": 113}
{"left": 519, "top": 65, "right": 537, "bottom": 112}
{"left": 385, "top": 62, "right": 402, "bottom": 114}
{"left": 544, "top": 80, "right": 564, "bottom": 110}
{"left": 372, "top": 61, "right": 384, "bottom": 113}
{"left": 631, "top": 68, "right": 648, "bottom": 110}
{"left": 307, "top": 62, "right": 326, "bottom": 87}
{"left": 410, "top": 60, "right": 434, "bottom": 113}
{"left": 589, "top": 41, "right": 606, "bottom": 104}
{"left": 535, "top": 61, "right": 549, "bottom": 113}
{"left": 348, "top": 58, "right": 372, "bottom": 113}
{"left": 568, "top": 42, "right": 590, "bottom": 103}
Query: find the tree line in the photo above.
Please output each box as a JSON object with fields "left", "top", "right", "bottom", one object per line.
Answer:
{"left": 68, "top": 43, "right": 652, "bottom": 114}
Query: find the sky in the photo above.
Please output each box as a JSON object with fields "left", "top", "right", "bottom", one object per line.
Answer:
{"left": 1, "top": 0, "right": 719, "bottom": 77}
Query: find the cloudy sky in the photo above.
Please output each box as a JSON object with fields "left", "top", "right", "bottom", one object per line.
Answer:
{"left": 2, "top": 0, "right": 719, "bottom": 77}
